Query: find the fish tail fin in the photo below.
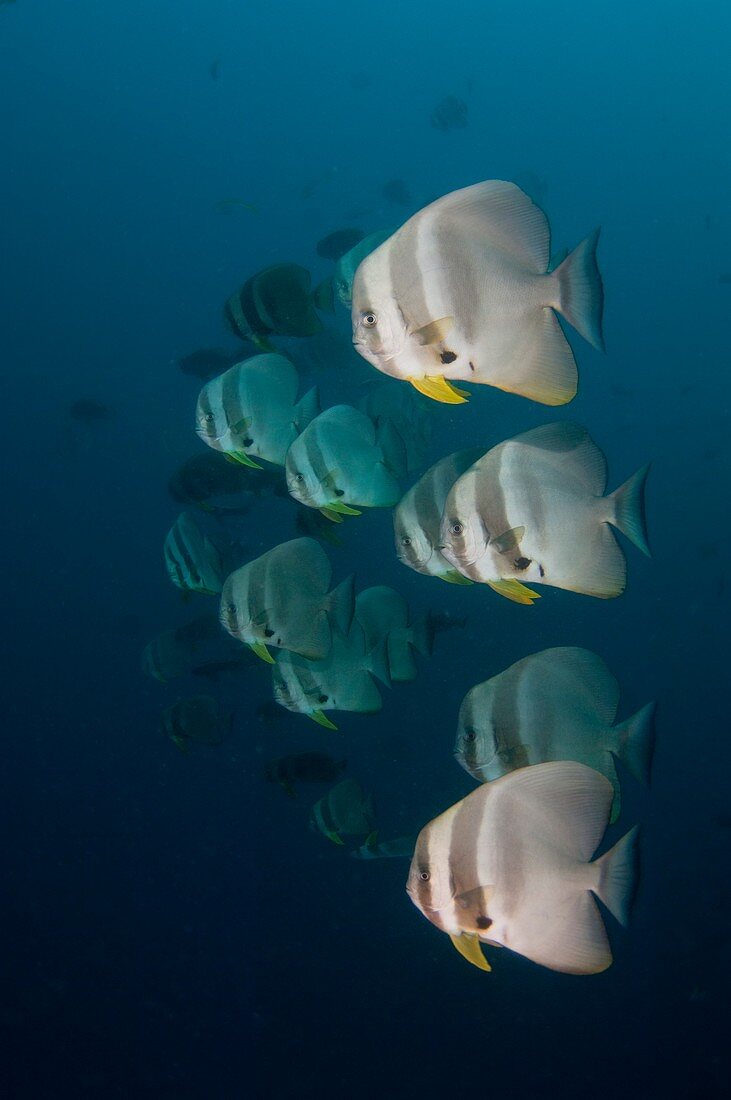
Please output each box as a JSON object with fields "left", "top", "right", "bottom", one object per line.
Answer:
{"left": 326, "top": 573, "right": 355, "bottom": 637}
{"left": 294, "top": 386, "right": 320, "bottom": 433}
{"left": 594, "top": 825, "right": 639, "bottom": 927}
{"left": 614, "top": 702, "right": 656, "bottom": 785}
{"left": 609, "top": 464, "right": 651, "bottom": 556}
{"left": 366, "top": 635, "right": 392, "bottom": 688}
{"left": 554, "top": 228, "right": 605, "bottom": 351}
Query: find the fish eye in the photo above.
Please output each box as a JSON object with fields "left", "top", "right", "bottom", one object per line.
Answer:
{"left": 362, "top": 311, "right": 377, "bottom": 327}
{"left": 295, "top": 473, "right": 304, "bottom": 483}
{"left": 204, "top": 413, "right": 215, "bottom": 423}
{"left": 450, "top": 521, "right": 464, "bottom": 536}
{"left": 464, "top": 728, "right": 477, "bottom": 743}
{"left": 419, "top": 870, "right": 430, "bottom": 882}
{"left": 401, "top": 536, "right": 412, "bottom": 547}
{"left": 226, "top": 603, "right": 237, "bottom": 615}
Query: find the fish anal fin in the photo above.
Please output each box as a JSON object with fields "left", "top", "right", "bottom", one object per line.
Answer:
{"left": 409, "top": 376, "right": 469, "bottom": 404}
{"left": 310, "top": 709, "right": 338, "bottom": 731}
{"left": 486, "top": 578, "right": 541, "bottom": 605}
{"left": 449, "top": 933, "right": 491, "bottom": 972}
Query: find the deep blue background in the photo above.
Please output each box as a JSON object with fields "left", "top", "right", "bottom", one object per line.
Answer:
{"left": 1, "top": 2, "right": 729, "bottom": 1096}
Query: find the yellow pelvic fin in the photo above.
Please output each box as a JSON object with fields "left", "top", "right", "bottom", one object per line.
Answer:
{"left": 326, "top": 831, "right": 345, "bottom": 846}
{"left": 486, "top": 578, "right": 541, "bottom": 605}
{"left": 249, "top": 642, "right": 275, "bottom": 663}
{"left": 309, "top": 709, "right": 338, "bottom": 731}
{"left": 227, "top": 451, "right": 264, "bottom": 470}
{"left": 449, "top": 933, "right": 492, "bottom": 972}
{"left": 408, "top": 376, "right": 469, "bottom": 405}
{"left": 252, "top": 334, "right": 276, "bottom": 353}
{"left": 440, "top": 569, "right": 474, "bottom": 585}
{"left": 319, "top": 506, "right": 344, "bottom": 523}
{"left": 326, "top": 500, "right": 362, "bottom": 516}
{"left": 410, "top": 316, "right": 455, "bottom": 345}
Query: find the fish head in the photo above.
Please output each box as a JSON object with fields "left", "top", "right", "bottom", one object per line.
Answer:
{"left": 195, "top": 387, "right": 227, "bottom": 444}
{"left": 454, "top": 693, "right": 499, "bottom": 779}
{"left": 351, "top": 273, "right": 409, "bottom": 373}
{"left": 285, "top": 445, "right": 321, "bottom": 507}
{"left": 439, "top": 507, "right": 490, "bottom": 572}
{"left": 218, "top": 577, "right": 251, "bottom": 640}
{"left": 393, "top": 514, "right": 433, "bottom": 572}
{"left": 406, "top": 827, "right": 459, "bottom": 931}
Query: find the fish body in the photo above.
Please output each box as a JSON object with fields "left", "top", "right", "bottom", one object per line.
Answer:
{"left": 161, "top": 695, "right": 230, "bottom": 751}
{"left": 316, "top": 228, "right": 365, "bottom": 261}
{"left": 310, "top": 778, "right": 375, "bottom": 844}
{"left": 141, "top": 628, "right": 190, "bottom": 682}
{"left": 225, "top": 263, "right": 322, "bottom": 341}
{"left": 168, "top": 451, "right": 284, "bottom": 509}
{"left": 333, "top": 230, "right": 393, "bottom": 306}
{"left": 351, "top": 181, "right": 603, "bottom": 406}
{"left": 354, "top": 586, "right": 431, "bottom": 683}
{"left": 431, "top": 95, "right": 468, "bottom": 132}
{"left": 351, "top": 833, "right": 415, "bottom": 860}
{"left": 266, "top": 752, "right": 346, "bottom": 796}
{"left": 440, "top": 422, "right": 650, "bottom": 602}
{"left": 285, "top": 405, "right": 403, "bottom": 518}
{"left": 454, "top": 648, "right": 655, "bottom": 821}
{"left": 195, "top": 354, "right": 319, "bottom": 468}
{"left": 68, "top": 399, "right": 111, "bottom": 423}
{"left": 164, "top": 512, "right": 224, "bottom": 595}
{"left": 406, "top": 761, "right": 638, "bottom": 974}
{"left": 219, "top": 537, "right": 354, "bottom": 661}
{"left": 359, "top": 379, "right": 433, "bottom": 472}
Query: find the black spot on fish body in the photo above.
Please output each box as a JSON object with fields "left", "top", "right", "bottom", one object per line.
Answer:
{"left": 538, "top": 564, "right": 545, "bottom": 577}
{"left": 440, "top": 350, "right": 457, "bottom": 365}
{"left": 264, "top": 628, "right": 275, "bottom": 638}
{"left": 468, "top": 361, "right": 475, "bottom": 373}
{"left": 475, "top": 916, "right": 492, "bottom": 930}
{"left": 514, "top": 556, "right": 532, "bottom": 571}
{"left": 334, "top": 489, "right": 344, "bottom": 497}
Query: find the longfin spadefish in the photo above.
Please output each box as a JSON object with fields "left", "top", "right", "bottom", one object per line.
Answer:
{"left": 249, "top": 642, "right": 275, "bottom": 663}
{"left": 410, "top": 316, "right": 455, "bottom": 345}
{"left": 408, "top": 376, "right": 469, "bottom": 404}
{"left": 449, "top": 933, "right": 491, "bottom": 972}
{"left": 486, "top": 578, "right": 541, "bottom": 605}
{"left": 309, "top": 709, "right": 338, "bottom": 731}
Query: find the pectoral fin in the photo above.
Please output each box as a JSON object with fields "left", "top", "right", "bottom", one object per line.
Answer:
{"left": 309, "top": 709, "right": 339, "bottom": 731}
{"left": 490, "top": 526, "right": 526, "bottom": 554}
{"left": 410, "top": 316, "right": 454, "bottom": 345}
{"left": 409, "top": 376, "right": 470, "bottom": 404}
{"left": 486, "top": 578, "right": 541, "bottom": 605}
{"left": 440, "top": 569, "right": 474, "bottom": 585}
{"left": 249, "top": 642, "right": 275, "bottom": 663}
{"left": 449, "top": 933, "right": 492, "bottom": 972}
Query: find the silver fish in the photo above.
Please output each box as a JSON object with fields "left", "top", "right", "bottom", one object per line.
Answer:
{"left": 163, "top": 512, "right": 224, "bottom": 595}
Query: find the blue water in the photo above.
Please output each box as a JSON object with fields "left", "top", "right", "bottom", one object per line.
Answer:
{"left": 2, "top": 2, "right": 729, "bottom": 1096}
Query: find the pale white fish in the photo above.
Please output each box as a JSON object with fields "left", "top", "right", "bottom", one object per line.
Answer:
{"left": 310, "top": 778, "right": 376, "bottom": 845}
{"left": 406, "top": 761, "right": 638, "bottom": 974}
{"left": 285, "top": 404, "right": 404, "bottom": 521}
{"left": 219, "top": 537, "right": 354, "bottom": 663}
{"left": 440, "top": 422, "right": 650, "bottom": 604}
{"left": 393, "top": 447, "right": 483, "bottom": 584}
{"left": 454, "top": 647, "right": 655, "bottom": 822}
{"left": 195, "top": 353, "right": 318, "bottom": 468}
{"left": 352, "top": 180, "right": 603, "bottom": 405}
{"left": 354, "top": 585, "right": 431, "bottom": 682}
{"left": 164, "top": 512, "right": 224, "bottom": 595}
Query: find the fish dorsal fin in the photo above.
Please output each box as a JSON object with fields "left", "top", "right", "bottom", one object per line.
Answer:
{"left": 449, "top": 933, "right": 492, "bottom": 972}
{"left": 426, "top": 180, "right": 550, "bottom": 273}
{"left": 486, "top": 579, "right": 541, "bottom": 605}
{"left": 410, "top": 316, "right": 454, "bottom": 345}
{"left": 408, "top": 376, "right": 470, "bottom": 404}
{"left": 523, "top": 647, "right": 620, "bottom": 727}
{"left": 490, "top": 526, "right": 526, "bottom": 554}
{"left": 515, "top": 422, "right": 607, "bottom": 495}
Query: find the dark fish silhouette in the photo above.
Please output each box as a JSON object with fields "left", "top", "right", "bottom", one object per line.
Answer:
{"left": 68, "top": 399, "right": 112, "bottom": 424}
{"left": 177, "top": 347, "right": 244, "bottom": 380}
{"left": 316, "top": 228, "right": 365, "bottom": 261}
{"left": 225, "top": 264, "right": 322, "bottom": 344}
{"left": 168, "top": 451, "right": 284, "bottom": 510}
{"left": 382, "top": 178, "right": 412, "bottom": 206}
{"left": 266, "top": 752, "right": 346, "bottom": 797}
{"left": 430, "top": 95, "right": 468, "bottom": 132}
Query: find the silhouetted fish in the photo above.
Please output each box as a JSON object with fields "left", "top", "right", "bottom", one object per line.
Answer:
{"left": 68, "top": 399, "right": 112, "bottom": 424}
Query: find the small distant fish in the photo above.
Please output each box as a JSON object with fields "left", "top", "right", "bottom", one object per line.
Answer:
{"left": 285, "top": 405, "right": 405, "bottom": 520}
{"left": 168, "top": 451, "right": 284, "bottom": 510}
{"left": 209, "top": 57, "right": 221, "bottom": 80}
{"left": 294, "top": 507, "right": 343, "bottom": 547}
{"left": 214, "top": 198, "right": 258, "bottom": 216}
{"left": 68, "top": 399, "right": 112, "bottom": 424}
{"left": 355, "top": 586, "right": 432, "bottom": 683}
{"left": 164, "top": 512, "right": 224, "bottom": 595}
{"left": 440, "top": 422, "right": 651, "bottom": 603}
{"left": 430, "top": 95, "right": 468, "bottom": 132}
{"left": 381, "top": 178, "right": 412, "bottom": 206}
{"left": 266, "top": 752, "right": 346, "bottom": 797}
{"left": 224, "top": 264, "right": 322, "bottom": 344}
{"left": 310, "top": 779, "right": 375, "bottom": 845}
{"left": 427, "top": 610, "right": 467, "bottom": 634}
{"left": 190, "top": 655, "right": 256, "bottom": 680}
{"left": 161, "top": 695, "right": 231, "bottom": 752}
{"left": 351, "top": 181, "right": 604, "bottom": 406}
{"left": 351, "top": 833, "right": 415, "bottom": 860}
{"left": 316, "top": 228, "right": 365, "bottom": 262}
{"left": 407, "top": 761, "right": 638, "bottom": 974}
{"left": 177, "top": 347, "right": 242, "bottom": 381}
{"left": 195, "top": 353, "right": 319, "bottom": 469}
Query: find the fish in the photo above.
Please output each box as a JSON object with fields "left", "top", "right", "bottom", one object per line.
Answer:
{"left": 214, "top": 198, "right": 257, "bottom": 215}
{"left": 142, "top": 628, "right": 191, "bottom": 683}
{"left": 266, "top": 752, "right": 346, "bottom": 797}
{"left": 406, "top": 761, "right": 639, "bottom": 974}
{"left": 68, "top": 399, "right": 112, "bottom": 424}
{"left": 454, "top": 648, "right": 655, "bottom": 822}
{"left": 351, "top": 180, "right": 604, "bottom": 406}
{"left": 195, "top": 353, "right": 319, "bottom": 469}
{"left": 294, "top": 506, "right": 343, "bottom": 547}
{"left": 351, "top": 833, "right": 415, "bottom": 860}
{"left": 272, "top": 617, "right": 390, "bottom": 729}
{"left": 310, "top": 779, "right": 376, "bottom": 845}
{"left": 163, "top": 512, "right": 225, "bottom": 595}
{"left": 332, "top": 230, "right": 393, "bottom": 307}
{"left": 440, "top": 422, "right": 650, "bottom": 603}
{"left": 177, "top": 347, "right": 243, "bottom": 380}
{"left": 161, "top": 695, "right": 231, "bottom": 752}
{"left": 393, "top": 448, "right": 483, "bottom": 583}
{"left": 285, "top": 405, "right": 405, "bottom": 520}
{"left": 427, "top": 610, "right": 468, "bottom": 634}
{"left": 190, "top": 655, "right": 256, "bottom": 680}
{"left": 209, "top": 57, "right": 221, "bottom": 80}
{"left": 219, "top": 537, "right": 354, "bottom": 662}
{"left": 354, "top": 586, "right": 432, "bottom": 683}
{"left": 430, "top": 95, "right": 468, "bottom": 131}
{"left": 224, "top": 263, "right": 323, "bottom": 344}
{"left": 358, "top": 379, "right": 434, "bottom": 472}
{"left": 168, "top": 451, "right": 284, "bottom": 510}
{"left": 382, "top": 178, "right": 412, "bottom": 206}
{"left": 316, "top": 228, "right": 365, "bottom": 261}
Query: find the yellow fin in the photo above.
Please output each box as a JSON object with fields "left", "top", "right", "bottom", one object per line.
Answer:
{"left": 440, "top": 569, "right": 474, "bottom": 585}
{"left": 319, "top": 506, "right": 344, "bottom": 523}
{"left": 227, "top": 451, "right": 264, "bottom": 470}
{"left": 410, "top": 316, "right": 454, "bottom": 345}
{"left": 326, "top": 500, "right": 362, "bottom": 516}
{"left": 449, "top": 933, "right": 491, "bottom": 972}
{"left": 249, "top": 642, "right": 275, "bottom": 663}
{"left": 310, "top": 709, "right": 338, "bottom": 731}
{"left": 486, "top": 578, "right": 541, "bottom": 605}
{"left": 326, "top": 831, "right": 345, "bottom": 846}
{"left": 408, "top": 376, "right": 469, "bottom": 404}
